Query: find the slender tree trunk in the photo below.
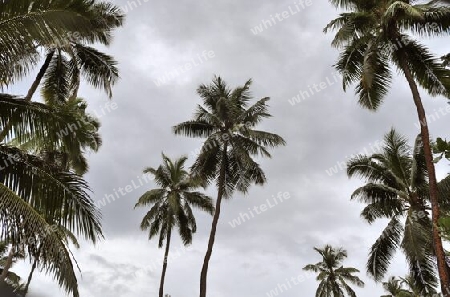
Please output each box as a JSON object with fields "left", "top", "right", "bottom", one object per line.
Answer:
{"left": 0, "top": 247, "right": 15, "bottom": 282}
{"left": 24, "top": 50, "right": 55, "bottom": 102}
{"left": 23, "top": 256, "right": 38, "bottom": 295}
{"left": 0, "top": 50, "right": 55, "bottom": 142}
{"left": 199, "top": 144, "right": 228, "bottom": 297}
{"left": 159, "top": 228, "right": 171, "bottom": 297}
{"left": 399, "top": 53, "right": 450, "bottom": 296}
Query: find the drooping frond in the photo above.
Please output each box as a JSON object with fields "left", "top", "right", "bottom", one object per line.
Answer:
{"left": 0, "top": 183, "right": 80, "bottom": 297}
{"left": 392, "top": 37, "right": 450, "bottom": 98}
{"left": 0, "top": 145, "right": 102, "bottom": 243}
{"left": 367, "top": 217, "right": 403, "bottom": 281}
{"left": 73, "top": 44, "right": 119, "bottom": 98}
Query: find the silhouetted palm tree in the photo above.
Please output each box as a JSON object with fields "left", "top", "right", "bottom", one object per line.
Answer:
{"left": 135, "top": 154, "right": 214, "bottom": 297}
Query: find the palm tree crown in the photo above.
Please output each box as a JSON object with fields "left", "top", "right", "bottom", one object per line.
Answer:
{"left": 136, "top": 154, "right": 214, "bottom": 246}
{"left": 135, "top": 154, "right": 214, "bottom": 297}
{"left": 324, "top": 0, "right": 450, "bottom": 110}
{"left": 173, "top": 76, "right": 286, "bottom": 297}
{"left": 303, "top": 245, "right": 364, "bottom": 297}
{"left": 347, "top": 129, "right": 442, "bottom": 293}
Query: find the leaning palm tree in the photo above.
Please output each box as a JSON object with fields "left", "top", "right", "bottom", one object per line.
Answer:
{"left": 0, "top": 0, "right": 120, "bottom": 87}
{"left": 26, "top": 0, "right": 123, "bottom": 105}
{"left": 347, "top": 129, "right": 446, "bottom": 293}
{"left": 303, "top": 245, "right": 364, "bottom": 297}
{"left": 173, "top": 76, "right": 286, "bottom": 297}
{"left": 0, "top": 0, "right": 124, "bottom": 142}
{"left": 135, "top": 154, "right": 214, "bottom": 297}
{"left": 325, "top": 0, "right": 450, "bottom": 293}
{"left": 0, "top": 94, "right": 103, "bottom": 297}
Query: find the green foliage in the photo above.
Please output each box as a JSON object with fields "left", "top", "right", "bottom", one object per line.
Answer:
{"left": 381, "top": 275, "right": 438, "bottom": 297}
{"left": 325, "top": 0, "right": 450, "bottom": 110}
{"left": 0, "top": 1, "right": 124, "bottom": 295}
{"left": 135, "top": 154, "right": 214, "bottom": 247}
{"left": 347, "top": 129, "right": 439, "bottom": 291}
{"left": 0, "top": 0, "right": 124, "bottom": 87}
{"left": 173, "top": 76, "right": 286, "bottom": 197}
{"left": 303, "top": 245, "right": 364, "bottom": 297}
{"left": 432, "top": 137, "right": 450, "bottom": 163}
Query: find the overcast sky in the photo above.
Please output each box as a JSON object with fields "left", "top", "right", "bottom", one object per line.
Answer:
{"left": 7, "top": 0, "right": 450, "bottom": 296}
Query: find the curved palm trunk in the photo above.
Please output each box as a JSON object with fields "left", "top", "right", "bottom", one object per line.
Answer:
{"left": 24, "top": 50, "right": 55, "bottom": 102}
{"left": 159, "top": 228, "right": 171, "bottom": 297}
{"left": 199, "top": 145, "right": 228, "bottom": 297}
{"left": 0, "top": 247, "right": 14, "bottom": 282}
{"left": 0, "top": 50, "right": 55, "bottom": 142}
{"left": 398, "top": 53, "right": 450, "bottom": 296}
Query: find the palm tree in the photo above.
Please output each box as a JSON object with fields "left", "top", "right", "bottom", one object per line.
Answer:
{"left": 0, "top": 94, "right": 103, "bottom": 297}
{"left": 135, "top": 154, "right": 214, "bottom": 297}
{"left": 346, "top": 129, "right": 446, "bottom": 292}
{"left": 173, "top": 76, "right": 286, "bottom": 297}
{"left": 325, "top": 0, "right": 450, "bottom": 293}
{"left": 0, "top": 1, "right": 122, "bottom": 295}
{"left": 26, "top": 0, "right": 124, "bottom": 104}
{"left": 381, "top": 276, "right": 406, "bottom": 297}
{"left": 0, "top": 0, "right": 124, "bottom": 142}
{"left": 303, "top": 245, "right": 364, "bottom": 297}
{"left": 0, "top": 0, "right": 119, "bottom": 86}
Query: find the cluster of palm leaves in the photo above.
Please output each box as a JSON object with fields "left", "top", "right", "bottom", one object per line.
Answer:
{"left": 347, "top": 130, "right": 450, "bottom": 295}
{"left": 303, "top": 245, "right": 365, "bottom": 297}
{"left": 322, "top": 0, "right": 450, "bottom": 296}
{"left": 381, "top": 275, "right": 440, "bottom": 297}
{"left": 135, "top": 77, "right": 286, "bottom": 297}
{"left": 0, "top": 0, "right": 124, "bottom": 296}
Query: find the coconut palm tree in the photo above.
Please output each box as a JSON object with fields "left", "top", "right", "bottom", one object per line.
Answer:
{"left": 135, "top": 154, "right": 214, "bottom": 297}
{"left": 173, "top": 76, "right": 286, "bottom": 297}
{"left": 303, "top": 245, "right": 364, "bottom": 297}
{"left": 26, "top": 0, "right": 124, "bottom": 104}
{"left": 346, "top": 129, "right": 446, "bottom": 292}
{"left": 381, "top": 276, "right": 406, "bottom": 297}
{"left": 325, "top": 0, "right": 450, "bottom": 293}
{"left": 0, "top": 1, "right": 121, "bottom": 295}
{"left": 0, "top": 0, "right": 124, "bottom": 142}
{"left": 0, "top": 94, "right": 103, "bottom": 297}
{"left": 0, "top": 0, "right": 119, "bottom": 86}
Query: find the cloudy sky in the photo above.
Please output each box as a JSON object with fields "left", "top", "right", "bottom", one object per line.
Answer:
{"left": 7, "top": 0, "right": 450, "bottom": 296}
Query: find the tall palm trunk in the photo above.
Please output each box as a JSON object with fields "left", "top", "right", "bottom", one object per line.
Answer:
{"left": 159, "top": 228, "right": 171, "bottom": 297}
{"left": 24, "top": 50, "right": 55, "bottom": 102}
{"left": 199, "top": 145, "right": 228, "bottom": 297}
{"left": 398, "top": 53, "right": 450, "bottom": 296}
{"left": 0, "top": 50, "right": 55, "bottom": 142}
{"left": 0, "top": 247, "right": 14, "bottom": 282}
